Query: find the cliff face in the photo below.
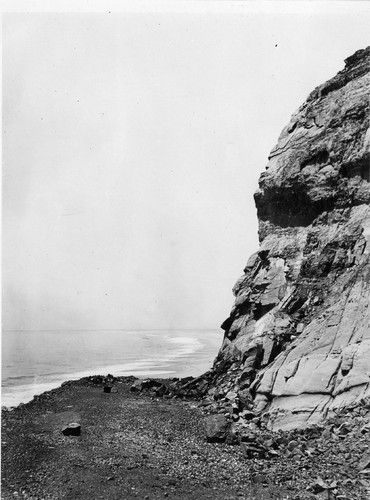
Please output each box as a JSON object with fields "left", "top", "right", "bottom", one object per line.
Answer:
{"left": 213, "top": 47, "right": 370, "bottom": 430}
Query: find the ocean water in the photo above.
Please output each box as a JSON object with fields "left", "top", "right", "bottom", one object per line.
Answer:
{"left": 1, "top": 329, "right": 222, "bottom": 408}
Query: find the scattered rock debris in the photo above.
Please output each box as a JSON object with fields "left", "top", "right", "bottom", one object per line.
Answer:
{"left": 2, "top": 376, "right": 369, "bottom": 499}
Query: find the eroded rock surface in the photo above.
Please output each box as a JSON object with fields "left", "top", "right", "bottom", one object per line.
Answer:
{"left": 211, "top": 47, "right": 370, "bottom": 430}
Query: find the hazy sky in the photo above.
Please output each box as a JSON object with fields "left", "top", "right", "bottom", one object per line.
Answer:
{"left": 3, "top": 1, "right": 370, "bottom": 331}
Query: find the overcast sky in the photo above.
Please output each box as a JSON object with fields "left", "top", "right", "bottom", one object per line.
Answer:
{"left": 3, "top": 1, "right": 370, "bottom": 331}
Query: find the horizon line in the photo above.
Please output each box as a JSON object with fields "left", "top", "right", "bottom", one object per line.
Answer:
{"left": 2, "top": 328, "right": 222, "bottom": 332}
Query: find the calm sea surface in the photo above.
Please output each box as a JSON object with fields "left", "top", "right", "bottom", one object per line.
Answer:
{"left": 1, "top": 329, "right": 222, "bottom": 407}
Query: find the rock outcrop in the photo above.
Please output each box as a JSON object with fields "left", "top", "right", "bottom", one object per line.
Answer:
{"left": 211, "top": 47, "right": 370, "bottom": 430}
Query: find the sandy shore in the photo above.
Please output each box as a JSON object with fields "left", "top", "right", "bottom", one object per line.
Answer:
{"left": 2, "top": 376, "right": 369, "bottom": 500}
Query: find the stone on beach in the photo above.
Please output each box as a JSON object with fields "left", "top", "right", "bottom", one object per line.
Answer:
{"left": 205, "top": 414, "right": 230, "bottom": 443}
{"left": 130, "top": 379, "right": 143, "bottom": 392}
{"left": 154, "top": 384, "right": 169, "bottom": 397}
{"left": 62, "top": 422, "right": 81, "bottom": 436}
{"left": 130, "top": 378, "right": 163, "bottom": 393}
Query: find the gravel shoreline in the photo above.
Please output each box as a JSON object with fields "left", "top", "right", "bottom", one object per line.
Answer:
{"left": 2, "top": 376, "right": 369, "bottom": 499}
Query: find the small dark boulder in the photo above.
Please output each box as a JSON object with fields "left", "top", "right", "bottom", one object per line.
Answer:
{"left": 140, "top": 379, "right": 163, "bottom": 390}
{"left": 62, "top": 422, "right": 81, "bottom": 436}
{"left": 205, "top": 415, "right": 230, "bottom": 443}
{"left": 196, "top": 379, "right": 209, "bottom": 396}
{"left": 154, "top": 384, "right": 168, "bottom": 397}
{"left": 130, "top": 380, "right": 143, "bottom": 393}
{"left": 103, "top": 386, "right": 112, "bottom": 393}
{"left": 225, "top": 428, "right": 239, "bottom": 445}
{"left": 240, "top": 442, "right": 266, "bottom": 459}
{"left": 252, "top": 473, "right": 267, "bottom": 484}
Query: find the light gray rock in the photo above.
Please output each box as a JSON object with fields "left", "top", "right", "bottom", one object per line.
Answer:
{"left": 210, "top": 47, "right": 370, "bottom": 430}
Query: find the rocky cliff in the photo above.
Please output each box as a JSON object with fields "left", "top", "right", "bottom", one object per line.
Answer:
{"left": 210, "top": 47, "right": 370, "bottom": 430}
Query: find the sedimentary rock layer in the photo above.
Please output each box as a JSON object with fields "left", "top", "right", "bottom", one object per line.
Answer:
{"left": 213, "top": 47, "right": 370, "bottom": 430}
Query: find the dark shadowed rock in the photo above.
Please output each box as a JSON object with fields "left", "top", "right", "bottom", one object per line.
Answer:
{"left": 154, "top": 384, "right": 169, "bottom": 397}
{"left": 130, "top": 379, "right": 143, "bottom": 392}
{"left": 62, "top": 422, "right": 81, "bottom": 436}
{"left": 140, "top": 379, "right": 163, "bottom": 390}
{"left": 130, "top": 378, "right": 163, "bottom": 393}
{"left": 240, "top": 442, "right": 267, "bottom": 459}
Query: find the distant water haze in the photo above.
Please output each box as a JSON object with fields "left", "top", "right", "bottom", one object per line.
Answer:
{"left": 2, "top": 329, "right": 222, "bottom": 407}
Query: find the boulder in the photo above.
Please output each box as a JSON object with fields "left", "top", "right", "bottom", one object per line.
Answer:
{"left": 140, "top": 379, "right": 163, "bottom": 390}
{"left": 130, "top": 378, "right": 163, "bottom": 393}
{"left": 62, "top": 422, "right": 81, "bottom": 436}
{"left": 154, "top": 384, "right": 168, "bottom": 397}
{"left": 240, "top": 442, "right": 267, "bottom": 459}
{"left": 130, "top": 380, "right": 143, "bottom": 393}
{"left": 204, "top": 415, "right": 230, "bottom": 443}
